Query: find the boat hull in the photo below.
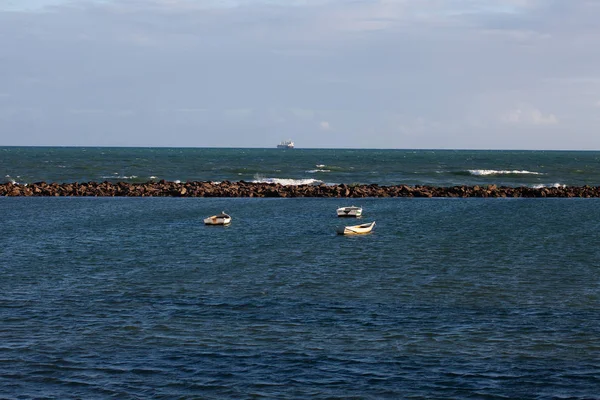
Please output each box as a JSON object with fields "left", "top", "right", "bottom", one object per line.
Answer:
{"left": 337, "top": 221, "right": 375, "bottom": 235}
{"left": 336, "top": 206, "right": 362, "bottom": 217}
{"left": 204, "top": 217, "right": 231, "bottom": 225}
{"left": 204, "top": 213, "right": 231, "bottom": 225}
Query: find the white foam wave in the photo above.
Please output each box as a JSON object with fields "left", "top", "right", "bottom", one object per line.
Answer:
{"left": 5, "top": 175, "right": 18, "bottom": 184}
{"left": 316, "top": 164, "right": 326, "bottom": 168}
{"left": 469, "top": 169, "right": 543, "bottom": 176}
{"left": 306, "top": 169, "right": 331, "bottom": 173}
{"left": 532, "top": 183, "right": 566, "bottom": 189}
{"left": 101, "top": 175, "right": 138, "bottom": 180}
{"left": 252, "top": 177, "right": 323, "bottom": 186}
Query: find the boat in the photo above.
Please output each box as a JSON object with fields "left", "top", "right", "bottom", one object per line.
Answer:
{"left": 277, "top": 140, "right": 294, "bottom": 149}
{"left": 204, "top": 211, "right": 231, "bottom": 225}
{"left": 337, "top": 221, "right": 375, "bottom": 235}
{"left": 336, "top": 206, "right": 362, "bottom": 217}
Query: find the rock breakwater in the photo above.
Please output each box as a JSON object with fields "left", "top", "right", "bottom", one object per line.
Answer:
{"left": 2, "top": 181, "right": 600, "bottom": 198}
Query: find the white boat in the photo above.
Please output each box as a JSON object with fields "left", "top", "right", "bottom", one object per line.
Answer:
{"left": 204, "top": 211, "right": 231, "bottom": 225}
{"left": 336, "top": 206, "right": 362, "bottom": 217}
{"left": 337, "top": 221, "right": 375, "bottom": 235}
{"left": 277, "top": 140, "right": 294, "bottom": 149}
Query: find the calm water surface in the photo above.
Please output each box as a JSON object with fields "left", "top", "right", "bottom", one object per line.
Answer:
{"left": 1, "top": 197, "right": 600, "bottom": 399}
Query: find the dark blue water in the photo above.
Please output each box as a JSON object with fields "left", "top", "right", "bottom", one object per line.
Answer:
{"left": 3, "top": 147, "right": 600, "bottom": 187}
{"left": 2, "top": 197, "right": 599, "bottom": 399}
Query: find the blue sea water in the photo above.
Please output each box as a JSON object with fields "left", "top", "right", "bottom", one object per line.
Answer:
{"left": 2, "top": 146, "right": 600, "bottom": 187}
{"left": 1, "top": 148, "right": 600, "bottom": 399}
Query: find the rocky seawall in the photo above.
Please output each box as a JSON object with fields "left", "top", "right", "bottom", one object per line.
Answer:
{"left": 2, "top": 181, "right": 600, "bottom": 197}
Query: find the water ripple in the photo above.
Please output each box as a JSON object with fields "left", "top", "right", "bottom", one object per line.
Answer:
{"left": 1, "top": 198, "right": 600, "bottom": 398}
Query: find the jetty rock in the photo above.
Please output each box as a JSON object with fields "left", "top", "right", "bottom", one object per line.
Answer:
{"left": 2, "top": 181, "right": 600, "bottom": 198}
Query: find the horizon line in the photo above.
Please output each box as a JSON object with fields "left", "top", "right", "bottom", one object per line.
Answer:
{"left": 1, "top": 145, "right": 600, "bottom": 152}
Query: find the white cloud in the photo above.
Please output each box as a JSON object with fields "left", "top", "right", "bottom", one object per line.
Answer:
{"left": 503, "top": 107, "right": 559, "bottom": 126}
{"left": 1, "top": 0, "right": 599, "bottom": 148}
{"left": 530, "top": 109, "right": 558, "bottom": 125}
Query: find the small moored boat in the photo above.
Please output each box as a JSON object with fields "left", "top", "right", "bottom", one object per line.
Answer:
{"left": 337, "top": 221, "right": 375, "bottom": 235}
{"left": 336, "top": 206, "right": 362, "bottom": 217}
{"left": 204, "top": 211, "right": 231, "bottom": 225}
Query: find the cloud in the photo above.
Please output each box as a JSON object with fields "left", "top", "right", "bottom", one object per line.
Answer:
{"left": 503, "top": 107, "right": 559, "bottom": 126}
{"left": 0, "top": 0, "right": 599, "bottom": 148}
{"left": 530, "top": 109, "right": 559, "bottom": 125}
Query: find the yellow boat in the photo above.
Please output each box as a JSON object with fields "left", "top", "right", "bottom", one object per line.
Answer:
{"left": 337, "top": 221, "right": 375, "bottom": 235}
{"left": 204, "top": 211, "right": 231, "bottom": 225}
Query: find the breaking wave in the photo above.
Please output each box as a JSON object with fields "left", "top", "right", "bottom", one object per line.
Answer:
{"left": 101, "top": 174, "right": 139, "bottom": 180}
{"left": 252, "top": 176, "right": 323, "bottom": 186}
{"left": 312, "top": 164, "right": 344, "bottom": 172}
{"left": 532, "top": 183, "right": 566, "bottom": 189}
{"left": 468, "top": 169, "right": 543, "bottom": 176}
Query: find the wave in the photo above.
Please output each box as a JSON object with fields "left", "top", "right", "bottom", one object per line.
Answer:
{"left": 252, "top": 176, "right": 323, "bottom": 186}
{"left": 306, "top": 169, "right": 331, "bottom": 173}
{"left": 468, "top": 169, "right": 543, "bottom": 176}
{"left": 532, "top": 183, "right": 566, "bottom": 189}
{"left": 314, "top": 164, "right": 344, "bottom": 172}
{"left": 101, "top": 175, "right": 139, "bottom": 180}
{"left": 4, "top": 175, "right": 25, "bottom": 185}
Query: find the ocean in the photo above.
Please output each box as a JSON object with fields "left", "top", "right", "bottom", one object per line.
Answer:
{"left": 3, "top": 147, "right": 600, "bottom": 187}
{"left": 1, "top": 147, "right": 600, "bottom": 399}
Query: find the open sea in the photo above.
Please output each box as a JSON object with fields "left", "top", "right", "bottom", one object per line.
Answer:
{"left": 1, "top": 147, "right": 600, "bottom": 399}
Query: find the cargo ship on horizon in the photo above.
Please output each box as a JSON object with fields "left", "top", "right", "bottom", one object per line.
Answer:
{"left": 277, "top": 140, "right": 294, "bottom": 149}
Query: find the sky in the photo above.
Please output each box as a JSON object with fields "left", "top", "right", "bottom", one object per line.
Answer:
{"left": 1, "top": 0, "right": 599, "bottom": 149}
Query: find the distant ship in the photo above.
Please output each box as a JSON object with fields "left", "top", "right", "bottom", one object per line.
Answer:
{"left": 277, "top": 140, "right": 294, "bottom": 149}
